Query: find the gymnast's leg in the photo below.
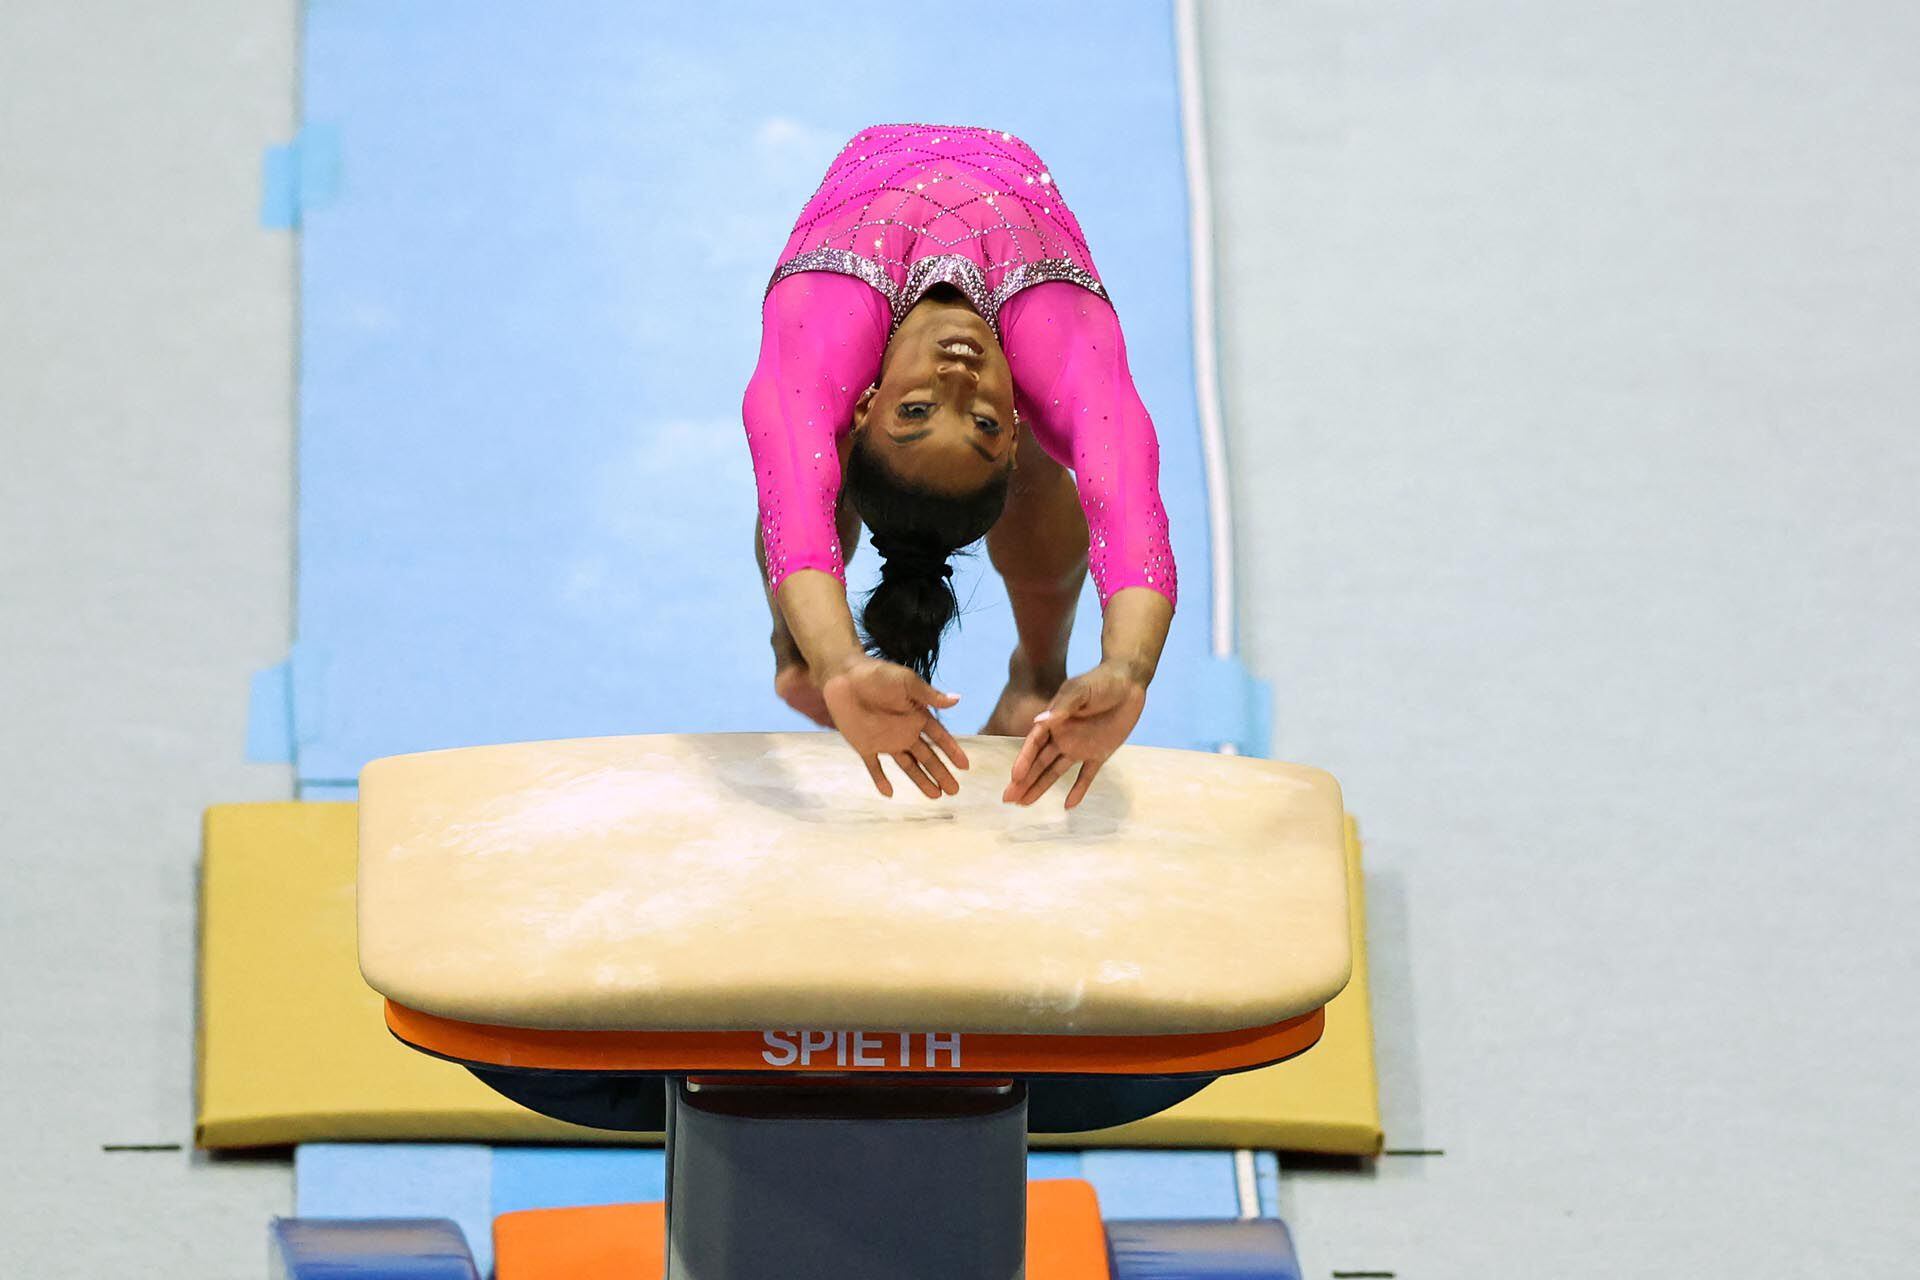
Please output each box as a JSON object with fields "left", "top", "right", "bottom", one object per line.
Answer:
{"left": 980, "top": 419, "right": 1090, "bottom": 736}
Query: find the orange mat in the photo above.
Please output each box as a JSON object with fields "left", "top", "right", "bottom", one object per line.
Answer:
{"left": 1026, "top": 1180, "right": 1111, "bottom": 1280}
{"left": 495, "top": 1202, "right": 665, "bottom": 1280}
{"left": 494, "top": 1180, "right": 1109, "bottom": 1279}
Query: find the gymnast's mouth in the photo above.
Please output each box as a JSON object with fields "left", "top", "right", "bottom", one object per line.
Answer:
{"left": 935, "top": 337, "right": 983, "bottom": 359}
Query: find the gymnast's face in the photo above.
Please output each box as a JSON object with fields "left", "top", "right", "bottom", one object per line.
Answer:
{"left": 851, "top": 291, "right": 1018, "bottom": 494}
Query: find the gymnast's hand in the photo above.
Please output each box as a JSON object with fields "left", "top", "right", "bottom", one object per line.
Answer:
{"left": 774, "top": 659, "right": 834, "bottom": 728}
{"left": 1004, "top": 660, "right": 1146, "bottom": 809}
{"left": 819, "top": 656, "right": 970, "bottom": 800}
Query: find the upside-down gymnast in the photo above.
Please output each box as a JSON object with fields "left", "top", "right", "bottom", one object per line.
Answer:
{"left": 745, "top": 123, "right": 1177, "bottom": 808}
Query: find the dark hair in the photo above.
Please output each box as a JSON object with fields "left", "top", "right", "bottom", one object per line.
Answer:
{"left": 845, "top": 438, "right": 1011, "bottom": 680}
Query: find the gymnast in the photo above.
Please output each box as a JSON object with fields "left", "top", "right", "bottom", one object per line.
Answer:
{"left": 745, "top": 123, "right": 1177, "bottom": 808}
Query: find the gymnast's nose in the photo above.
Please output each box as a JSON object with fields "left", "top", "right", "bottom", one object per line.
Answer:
{"left": 933, "top": 360, "right": 979, "bottom": 391}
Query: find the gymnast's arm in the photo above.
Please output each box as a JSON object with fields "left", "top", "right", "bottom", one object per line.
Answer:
{"left": 742, "top": 273, "right": 970, "bottom": 797}
{"left": 754, "top": 491, "right": 862, "bottom": 727}
{"left": 996, "top": 282, "right": 1177, "bottom": 806}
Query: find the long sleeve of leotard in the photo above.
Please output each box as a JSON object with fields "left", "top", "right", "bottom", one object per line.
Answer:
{"left": 742, "top": 273, "right": 891, "bottom": 592}
{"left": 999, "top": 282, "right": 1178, "bottom": 609}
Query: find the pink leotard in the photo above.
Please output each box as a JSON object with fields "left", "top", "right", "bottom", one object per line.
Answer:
{"left": 743, "top": 123, "right": 1176, "bottom": 609}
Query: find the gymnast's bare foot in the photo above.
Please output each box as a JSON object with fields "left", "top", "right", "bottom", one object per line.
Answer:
{"left": 981, "top": 649, "right": 1063, "bottom": 737}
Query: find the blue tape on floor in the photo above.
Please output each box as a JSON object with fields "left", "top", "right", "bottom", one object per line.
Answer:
{"left": 261, "top": 122, "right": 342, "bottom": 230}
{"left": 295, "top": 1145, "right": 494, "bottom": 1277}
{"left": 491, "top": 1147, "right": 667, "bottom": 1217}
{"left": 246, "top": 659, "right": 293, "bottom": 763}
{"left": 260, "top": 145, "right": 297, "bottom": 230}
{"left": 1079, "top": 1151, "right": 1242, "bottom": 1219}
{"left": 288, "top": 0, "right": 1218, "bottom": 790}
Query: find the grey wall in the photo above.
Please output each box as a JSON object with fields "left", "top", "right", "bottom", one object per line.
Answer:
{"left": 0, "top": 1, "right": 299, "bottom": 1271}
{"left": 1203, "top": 1, "right": 1918, "bottom": 1274}
{"left": 1, "top": 1, "right": 1913, "bottom": 1275}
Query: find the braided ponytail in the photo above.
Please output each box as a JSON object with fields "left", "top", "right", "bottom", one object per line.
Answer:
{"left": 845, "top": 440, "right": 1010, "bottom": 680}
{"left": 863, "top": 534, "right": 960, "bottom": 680}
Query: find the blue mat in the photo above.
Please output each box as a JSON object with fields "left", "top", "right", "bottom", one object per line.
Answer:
{"left": 1107, "top": 1220, "right": 1301, "bottom": 1279}
{"left": 271, "top": 1218, "right": 478, "bottom": 1280}
{"left": 295, "top": 1145, "right": 494, "bottom": 1277}
{"left": 263, "top": 0, "right": 1231, "bottom": 790}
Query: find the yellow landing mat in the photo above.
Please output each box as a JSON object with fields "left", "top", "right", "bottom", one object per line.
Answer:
{"left": 197, "top": 802, "right": 1381, "bottom": 1153}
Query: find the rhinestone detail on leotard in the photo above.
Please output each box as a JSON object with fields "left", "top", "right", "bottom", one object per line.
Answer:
{"left": 765, "top": 123, "right": 1109, "bottom": 333}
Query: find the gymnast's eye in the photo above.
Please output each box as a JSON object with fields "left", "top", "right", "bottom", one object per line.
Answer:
{"left": 897, "top": 402, "right": 933, "bottom": 420}
{"left": 974, "top": 415, "right": 1001, "bottom": 434}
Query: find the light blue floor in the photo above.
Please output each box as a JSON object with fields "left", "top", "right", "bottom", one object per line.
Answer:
{"left": 270, "top": 0, "right": 1229, "bottom": 791}
{"left": 274, "top": 2, "right": 1261, "bottom": 1255}
{"left": 295, "top": 1143, "right": 1281, "bottom": 1261}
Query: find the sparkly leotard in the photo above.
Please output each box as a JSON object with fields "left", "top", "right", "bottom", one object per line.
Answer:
{"left": 744, "top": 123, "right": 1176, "bottom": 608}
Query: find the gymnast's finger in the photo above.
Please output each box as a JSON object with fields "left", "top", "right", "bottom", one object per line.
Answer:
{"left": 1005, "top": 740, "right": 1061, "bottom": 802}
{"left": 892, "top": 751, "right": 941, "bottom": 799}
{"left": 921, "top": 715, "right": 969, "bottom": 771}
{"left": 863, "top": 755, "right": 892, "bottom": 798}
{"left": 1011, "top": 721, "right": 1051, "bottom": 784}
{"left": 1064, "top": 760, "right": 1104, "bottom": 810}
{"left": 912, "top": 741, "right": 959, "bottom": 796}
{"left": 1016, "top": 754, "right": 1075, "bottom": 807}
